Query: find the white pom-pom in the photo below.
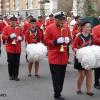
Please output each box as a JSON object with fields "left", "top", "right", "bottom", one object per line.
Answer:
{"left": 26, "top": 43, "right": 47, "bottom": 62}
{"left": 76, "top": 46, "right": 96, "bottom": 70}
{"left": 76, "top": 45, "right": 100, "bottom": 69}
{"left": 89, "top": 45, "right": 100, "bottom": 67}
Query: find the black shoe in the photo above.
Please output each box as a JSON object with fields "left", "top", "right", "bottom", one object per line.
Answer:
{"left": 14, "top": 77, "right": 19, "bottom": 81}
{"left": 28, "top": 74, "right": 32, "bottom": 77}
{"left": 94, "top": 85, "right": 100, "bottom": 89}
{"left": 68, "top": 61, "right": 72, "bottom": 64}
{"left": 0, "top": 93, "right": 6, "bottom": 97}
{"left": 9, "top": 76, "right": 14, "bottom": 80}
{"left": 76, "top": 90, "right": 82, "bottom": 94}
{"left": 35, "top": 74, "right": 40, "bottom": 78}
{"left": 86, "top": 92, "right": 94, "bottom": 96}
{"left": 54, "top": 96, "right": 65, "bottom": 100}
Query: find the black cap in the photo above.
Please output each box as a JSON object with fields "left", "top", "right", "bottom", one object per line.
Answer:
{"left": 81, "top": 20, "right": 91, "bottom": 27}
{"left": 75, "top": 16, "right": 80, "bottom": 21}
{"left": 38, "top": 15, "right": 42, "bottom": 18}
{"left": 30, "top": 18, "right": 37, "bottom": 23}
{"left": 29, "top": 15, "right": 34, "bottom": 20}
{"left": 26, "top": 16, "right": 30, "bottom": 19}
{"left": 10, "top": 16, "right": 17, "bottom": 21}
{"left": 54, "top": 11, "right": 65, "bottom": 20}
{"left": 4, "top": 15, "right": 8, "bottom": 19}
{"left": 49, "top": 13, "right": 54, "bottom": 17}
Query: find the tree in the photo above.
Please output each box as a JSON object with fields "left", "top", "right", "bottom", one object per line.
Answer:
{"left": 77, "top": 0, "right": 88, "bottom": 16}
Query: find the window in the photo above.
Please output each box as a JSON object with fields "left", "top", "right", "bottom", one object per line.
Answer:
{"left": 28, "top": 0, "right": 33, "bottom": 9}
{"left": 15, "top": 0, "right": 19, "bottom": 10}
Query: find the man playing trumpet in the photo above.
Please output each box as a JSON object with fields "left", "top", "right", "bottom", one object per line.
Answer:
{"left": 2, "top": 16, "right": 23, "bottom": 81}
{"left": 44, "top": 11, "right": 70, "bottom": 100}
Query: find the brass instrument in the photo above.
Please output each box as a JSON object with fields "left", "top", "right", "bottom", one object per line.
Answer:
{"left": 12, "top": 39, "right": 16, "bottom": 45}
{"left": 40, "top": 24, "right": 44, "bottom": 30}
{"left": 12, "top": 32, "right": 16, "bottom": 45}
{"left": 11, "top": 25, "right": 18, "bottom": 45}
{"left": 60, "top": 28, "right": 65, "bottom": 52}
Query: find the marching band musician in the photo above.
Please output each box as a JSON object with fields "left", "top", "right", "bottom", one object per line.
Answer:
{"left": 2, "top": 16, "right": 23, "bottom": 81}
{"left": 44, "top": 11, "right": 70, "bottom": 100}
{"left": 72, "top": 16, "right": 81, "bottom": 41}
{"left": 3, "top": 16, "right": 10, "bottom": 28}
{"left": 45, "top": 13, "right": 54, "bottom": 28}
{"left": 92, "top": 24, "right": 100, "bottom": 89}
{"left": 22, "top": 16, "right": 31, "bottom": 34}
{"left": 63, "top": 16, "right": 72, "bottom": 60}
{"left": 17, "top": 17, "right": 23, "bottom": 28}
{"left": 0, "top": 16, "right": 3, "bottom": 56}
{"left": 25, "top": 18, "right": 44, "bottom": 78}
{"left": 36, "top": 15, "right": 45, "bottom": 30}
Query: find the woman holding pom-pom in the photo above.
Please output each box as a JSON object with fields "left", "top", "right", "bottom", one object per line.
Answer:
{"left": 72, "top": 20, "right": 94, "bottom": 96}
{"left": 25, "top": 18, "right": 43, "bottom": 78}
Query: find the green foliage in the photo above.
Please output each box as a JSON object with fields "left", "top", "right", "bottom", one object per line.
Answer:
{"left": 87, "top": 2, "right": 96, "bottom": 16}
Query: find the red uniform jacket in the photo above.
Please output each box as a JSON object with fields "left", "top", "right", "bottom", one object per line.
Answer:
{"left": 92, "top": 25, "right": 100, "bottom": 46}
{"left": 36, "top": 20, "right": 44, "bottom": 27}
{"left": 0, "top": 34, "right": 1, "bottom": 43}
{"left": 72, "top": 24, "right": 81, "bottom": 38}
{"left": 0, "top": 22, "right": 4, "bottom": 43}
{"left": 3, "top": 20, "right": 10, "bottom": 28}
{"left": 2, "top": 25, "right": 23, "bottom": 54}
{"left": 22, "top": 21, "right": 30, "bottom": 34}
{"left": 44, "top": 23, "right": 69, "bottom": 65}
{"left": 72, "top": 33, "right": 93, "bottom": 51}
{"left": 64, "top": 23, "right": 72, "bottom": 44}
{"left": 0, "top": 22, "right": 4, "bottom": 33}
{"left": 45, "top": 19, "right": 54, "bottom": 28}
{"left": 25, "top": 28, "right": 44, "bottom": 44}
{"left": 36, "top": 20, "right": 45, "bottom": 31}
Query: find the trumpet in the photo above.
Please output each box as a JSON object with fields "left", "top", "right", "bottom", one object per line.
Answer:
{"left": 60, "top": 28, "right": 65, "bottom": 53}
{"left": 12, "top": 39, "right": 16, "bottom": 45}
{"left": 60, "top": 44, "right": 64, "bottom": 52}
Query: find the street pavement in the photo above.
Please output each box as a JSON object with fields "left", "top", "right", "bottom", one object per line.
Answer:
{"left": 0, "top": 43, "right": 100, "bottom": 100}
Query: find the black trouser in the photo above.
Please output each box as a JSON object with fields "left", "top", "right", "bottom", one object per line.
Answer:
{"left": 94, "top": 67, "right": 100, "bottom": 85}
{"left": 7, "top": 53, "right": 20, "bottom": 78}
{"left": 50, "top": 64, "right": 67, "bottom": 97}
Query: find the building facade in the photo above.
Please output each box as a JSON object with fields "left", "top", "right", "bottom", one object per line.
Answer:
{"left": 0, "top": 0, "right": 100, "bottom": 17}
{"left": 0, "top": 0, "right": 41, "bottom": 17}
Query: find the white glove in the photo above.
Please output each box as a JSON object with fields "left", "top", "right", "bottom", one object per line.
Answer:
{"left": 17, "top": 36, "right": 22, "bottom": 41}
{"left": 10, "top": 33, "right": 16, "bottom": 39}
{"left": 65, "top": 37, "right": 70, "bottom": 44}
{"left": 57, "top": 37, "right": 64, "bottom": 44}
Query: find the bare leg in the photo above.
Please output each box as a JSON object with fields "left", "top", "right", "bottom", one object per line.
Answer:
{"left": 28, "top": 62, "right": 33, "bottom": 76}
{"left": 77, "top": 70, "right": 85, "bottom": 91}
{"left": 35, "top": 61, "right": 39, "bottom": 77}
{"left": 85, "top": 70, "right": 93, "bottom": 93}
